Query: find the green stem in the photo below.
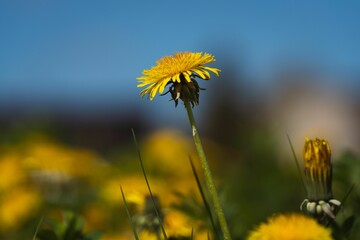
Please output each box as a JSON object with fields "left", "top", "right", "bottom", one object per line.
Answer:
{"left": 184, "top": 101, "right": 232, "bottom": 240}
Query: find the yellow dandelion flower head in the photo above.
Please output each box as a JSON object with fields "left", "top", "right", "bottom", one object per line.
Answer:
{"left": 247, "top": 213, "right": 333, "bottom": 240}
{"left": 137, "top": 52, "right": 220, "bottom": 106}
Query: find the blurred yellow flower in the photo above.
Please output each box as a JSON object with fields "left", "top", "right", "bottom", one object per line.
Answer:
{"left": 0, "top": 153, "right": 26, "bottom": 191}
{"left": 83, "top": 203, "right": 109, "bottom": 232}
{"left": 137, "top": 52, "right": 220, "bottom": 105}
{"left": 103, "top": 230, "right": 209, "bottom": 240}
{"left": 142, "top": 129, "right": 194, "bottom": 175}
{"left": 101, "top": 233, "right": 137, "bottom": 240}
{"left": 247, "top": 213, "right": 333, "bottom": 240}
{"left": 22, "top": 140, "right": 104, "bottom": 181}
{"left": 164, "top": 210, "right": 193, "bottom": 237}
{"left": 141, "top": 129, "right": 211, "bottom": 201}
{"left": 102, "top": 175, "right": 177, "bottom": 209}
{"left": 0, "top": 187, "right": 41, "bottom": 231}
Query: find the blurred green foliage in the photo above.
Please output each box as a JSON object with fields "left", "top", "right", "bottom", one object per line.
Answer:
{"left": 36, "top": 212, "right": 103, "bottom": 240}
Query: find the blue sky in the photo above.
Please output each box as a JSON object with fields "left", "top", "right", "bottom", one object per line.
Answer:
{"left": 0, "top": 1, "right": 359, "bottom": 114}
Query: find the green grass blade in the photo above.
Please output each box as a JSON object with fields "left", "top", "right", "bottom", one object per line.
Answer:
{"left": 335, "top": 183, "right": 356, "bottom": 217}
{"left": 287, "top": 134, "right": 307, "bottom": 195}
{"left": 120, "top": 185, "right": 139, "bottom": 240}
{"left": 32, "top": 215, "right": 44, "bottom": 240}
{"left": 189, "top": 156, "right": 220, "bottom": 240}
{"left": 131, "top": 128, "right": 168, "bottom": 240}
{"left": 341, "top": 183, "right": 355, "bottom": 204}
{"left": 191, "top": 228, "right": 194, "bottom": 240}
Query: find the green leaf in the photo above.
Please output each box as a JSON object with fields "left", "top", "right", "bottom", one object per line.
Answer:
{"left": 84, "top": 231, "right": 104, "bottom": 240}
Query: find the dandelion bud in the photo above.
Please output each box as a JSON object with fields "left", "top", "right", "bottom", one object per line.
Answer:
{"left": 301, "top": 137, "right": 342, "bottom": 226}
{"left": 303, "top": 137, "right": 332, "bottom": 201}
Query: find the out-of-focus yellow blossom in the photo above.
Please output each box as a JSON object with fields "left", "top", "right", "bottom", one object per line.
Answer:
{"left": 0, "top": 152, "right": 26, "bottom": 191}
{"left": 0, "top": 187, "right": 41, "bottom": 231}
{"left": 141, "top": 129, "right": 215, "bottom": 200}
{"left": 22, "top": 139, "right": 105, "bottom": 181}
{"left": 102, "top": 232, "right": 160, "bottom": 240}
{"left": 101, "top": 233, "right": 136, "bottom": 240}
{"left": 142, "top": 129, "right": 195, "bottom": 176}
{"left": 83, "top": 204, "right": 109, "bottom": 232}
{"left": 138, "top": 231, "right": 166, "bottom": 240}
{"left": 164, "top": 210, "right": 193, "bottom": 237}
{"left": 247, "top": 213, "right": 333, "bottom": 240}
{"left": 102, "top": 175, "right": 176, "bottom": 209}
{"left": 102, "top": 230, "right": 209, "bottom": 240}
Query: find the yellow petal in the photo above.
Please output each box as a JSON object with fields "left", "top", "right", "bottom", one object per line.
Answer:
{"left": 159, "top": 77, "right": 171, "bottom": 93}
{"left": 183, "top": 72, "right": 192, "bottom": 82}
{"left": 192, "top": 69, "right": 207, "bottom": 79}
{"left": 173, "top": 73, "right": 181, "bottom": 83}
{"left": 201, "top": 66, "right": 221, "bottom": 77}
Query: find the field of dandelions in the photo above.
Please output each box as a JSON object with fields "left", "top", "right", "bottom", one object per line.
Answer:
{"left": 1, "top": 52, "right": 360, "bottom": 240}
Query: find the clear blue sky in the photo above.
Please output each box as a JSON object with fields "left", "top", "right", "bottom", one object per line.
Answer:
{"left": 1, "top": 0, "right": 359, "bottom": 113}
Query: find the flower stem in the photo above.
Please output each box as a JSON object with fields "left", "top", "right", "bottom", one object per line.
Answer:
{"left": 184, "top": 101, "right": 232, "bottom": 240}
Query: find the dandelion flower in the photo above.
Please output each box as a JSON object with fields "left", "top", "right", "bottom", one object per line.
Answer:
{"left": 137, "top": 52, "right": 220, "bottom": 106}
{"left": 247, "top": 213, "right": 333, "bottom": 240}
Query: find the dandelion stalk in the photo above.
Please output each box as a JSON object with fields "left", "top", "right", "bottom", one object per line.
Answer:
{"left": 189, "top": 156, "right": 220, "bottom": 239}
{"left": 184, "top": 100, "right": 231, "bottom": 240}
